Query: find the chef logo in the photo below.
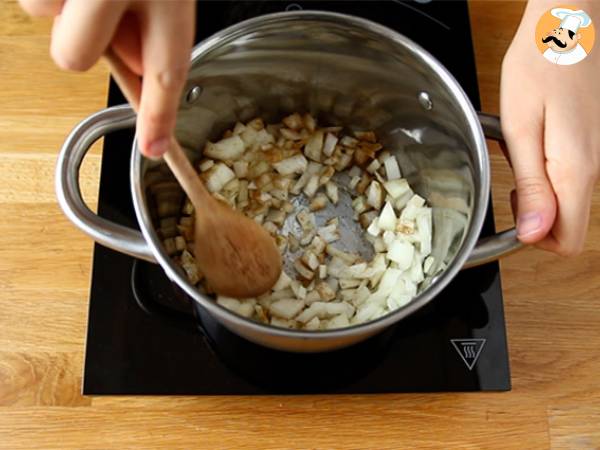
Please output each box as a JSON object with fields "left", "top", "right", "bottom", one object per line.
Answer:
{"left": 536, "top": 6, "right": 595, "bottom": 65}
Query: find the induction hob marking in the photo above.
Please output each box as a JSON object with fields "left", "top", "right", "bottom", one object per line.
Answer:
{"left": 450, "top": 339, "right": 486, "bottom": 370}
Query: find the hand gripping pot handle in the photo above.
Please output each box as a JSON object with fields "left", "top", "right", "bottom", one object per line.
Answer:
{"left": 55, "top": 105, "right": 156, "bottom": 262}
{"left": 463, "top": 112, "right": 524, "bottom": 268}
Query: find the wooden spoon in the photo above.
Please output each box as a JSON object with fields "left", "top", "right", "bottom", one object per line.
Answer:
{"left": 105, "top": 51, "right": 282, "bottom": 298}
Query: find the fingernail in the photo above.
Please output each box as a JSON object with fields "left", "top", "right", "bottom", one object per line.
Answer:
{"left": 517, "top": 212, "right": 542, "bottom": 238}
{"left": 147, "top": 137, "right": 170, "bottom": 157}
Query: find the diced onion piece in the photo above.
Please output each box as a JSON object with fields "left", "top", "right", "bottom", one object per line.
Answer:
{"left": 266, "top": 209, "right": 286, "bottom": 226}
{"left": 319, "top": 166, "right": 335, "bottom": 186}
{"left": 319, "top": 265, "right": 328, "bottom": 279}
{"left": 296, "top": 209, "right": 315, "bottom": 230}
{"left": 352, "top": 196, "right": 370, "bottom": 215}
{"left": 367, "top": 217, "right": 381, "bottom": 237}
{"left": 305, "top": 291, "right": 321, "bottom": 305}
{"left": 378, "top": 201, "right": 397, "bottom": 231}
{"left": 217, "top": 296, "right": 240, "bottom": 313}
{"left": 238, "top": 300, "right": 256, "bottom": 318}
{"left": 305, "top": 130, "right": 324, "bottom": 162}
{"left": 204, "top": 135, "right": 245, "bottom": 161}
{"left": 383, "top": 156, "right": 402, "bottom": 180}
{"left": 309, "top": 193, "right": 328, "bottom": 211}
{"left": 317, "top": 224, "right": 340, "bottom": 243}
{"left": 354, "top": 303, "right": 385, "bottom": 324}
{"left": 366, "top": 181, "right": 384, "bottom": 210}
{"left": 400, "top": 194, "right": 427, "bottom": 222}
{"left": 233, "top": 161, "right": 249, "bottom": 178}
{"left": 303, "top": 113, "right": 316, "bottom": 132}
{"left": 343, "top": 262, "right": 368, "bottom": 279}
{"left": 387, "top": 239, "right": 414, "bottom": 270}
{"left": 273, "top": 154, "right": 308, "bottom": 175}
{"left": 424, "top": 256, "right": 435, "bottom": 275}
{"left": 325, "top": 245, "right": 359, "bottom": 264}
{"left": 335, "top": 152, "right": 353, "bottom": 171}
{"left": 300, "top": 229, "right": 317, "bottom": 246}
{"left": 356, "top": 173, "right": 372, "bottom": 195}
{"left": 282, "top": 113, "right": 303, "bottom": 130}
{"left": 316, "top": 282, "right": 336, "bottom": 301}
{"left": 205, "top": 163, "right": 236, "bottom": 193}
{"left": 305, "top": 316, "right": 320, "bottom": 330}
{"left": 326, "top": 314, "right": 350, "bottom": 329}
{"left": 349, "top": 176, "right": 361, "bottom": 190}
{"left": 270, "top": 298, "right": 304, "bottom": 319}
{"left": 296, "top": 301, "right": 354, "bottom": 323}
{"left": 340, "top": 136, "right": 359, "bottom": 148}
{"left": 301, "top": 250, "right": 320, "bottom": 271}
{"left": 382, "top": 230, "right": 395, "bottom": 247}
{"left": 325, "top": 181, "right": 339, "bottom": 204}
{"left": 339, "top": 278, "right": 361, "bottom": 289}
{"left": 280, "top": 128, "right": 302, "bottom": 140}
{"left": 303, "top": 174, "right": 320, "bottom": 198}
{"left": 383, "top": 178, "right": 411, "bottom": 199}
{"left": 294, "top": 258, "right": 315, "bottom": 281}
{"left": 327, "top": 256, "right": 349, "bottom": 278}
{"left": 348, "top": 166, "right": 362, "bottom": 178}
{"left": 359, "top": 211, "right": 378, "bottom": 230}
{"left": 199, "top": 159, "right": 215, "bottom": 172}
{"left": 366, "top": 159, "right": 380, "bottom": 174}
{"left": 373, "top": 237, "right": 386, "bottom": 253}
{"left": 310, "top": 236, "right": 327, "bottom": 255}
{"left": 273, "top": 271, "right": 292, "bottom": 291}
{"left": 270, "top": 317, "right": 296, "bottom": 329}
{"left": 323, "top": 133, "right": 338, "bottom": 157}
{"left": 409, "top": 253, "right": 425, "bottom": 283}
{"left": 263, "top": 221, "right": 278, "bottom": 235}
{"left": 354, "top": 285, "right": 371, "bottom": 307}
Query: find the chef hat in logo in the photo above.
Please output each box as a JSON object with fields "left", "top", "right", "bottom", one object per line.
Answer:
{"left": 551, "top": 8, "right": 592, "bottom": 33}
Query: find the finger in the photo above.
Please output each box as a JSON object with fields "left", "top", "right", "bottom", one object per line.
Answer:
{"left": 111, "top": 11, "right": 143, "bottom": 76}
{"left": 543, "top": 167, "right": 594, "bottom": 256}
{"left": 19, "top": 0, "right": 63, "bottom": 17}
{"left": 501, "top": 96, "right": 557, "bottom": 244}
{"left": 136, "top": 1, "right": 195, "bottom": 157}
{"left": 50, "top": 0, "right": 128, "bottom": 71}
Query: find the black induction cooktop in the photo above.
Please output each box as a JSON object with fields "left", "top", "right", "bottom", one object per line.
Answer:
{"left": 83, "top": 0, "right": 511, "bottom": 395}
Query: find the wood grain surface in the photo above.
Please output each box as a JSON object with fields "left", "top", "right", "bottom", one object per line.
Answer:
{"left": 1, "top": 1, "right": 599, "bottom": 448}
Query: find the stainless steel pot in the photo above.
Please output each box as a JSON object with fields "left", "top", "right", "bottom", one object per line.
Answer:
{"left": 56, "top": 11, "right": 521, "bottom": 352}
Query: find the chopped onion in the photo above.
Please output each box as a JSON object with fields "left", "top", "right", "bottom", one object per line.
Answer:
{"left": 204, "top": 135, "right": 245, "bottom": 161}
{"left": 325, "top": 181, "right": 339, "bottom": 204}
{"left": 387, "top": 239, "right": 414, "bottom": 270}
{"left": 273, "top": 154, "right": 308, "bottom": 175}
{"left": 366, "top": 181, "right": 384, "bottom": 210}
{"left": 305, "top": 130, "right": 324, "bottom": 162}
{"left": 323, "top": 133, "right": 338, "bottom": 157}
{"left": 378, "top": 201, "right": 397, "bottom": 231}
{"left": 383, "top": 156, "right": 402, "bottom": 180}
{"left": 270, "top": 298, "right": 304, "bottom": 319}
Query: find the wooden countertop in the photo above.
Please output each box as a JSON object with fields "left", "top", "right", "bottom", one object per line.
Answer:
{"left": 1, "top": 1, "right": 599, "bottom": 448}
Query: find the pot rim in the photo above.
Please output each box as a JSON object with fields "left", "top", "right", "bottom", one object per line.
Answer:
{"left": 130, "top": 10, "right": 490, "bottom": 340}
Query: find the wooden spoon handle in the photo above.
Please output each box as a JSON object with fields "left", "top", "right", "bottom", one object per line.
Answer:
{"left": 105, "top": 50, "right": 210, "bottom": 207}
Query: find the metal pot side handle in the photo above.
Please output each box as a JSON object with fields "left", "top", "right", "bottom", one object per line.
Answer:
{"left": 55, "top": 105, "right": 156, "bottom": 263}
{"left": 464, "top": 112, "right": 524, "bottom": 268}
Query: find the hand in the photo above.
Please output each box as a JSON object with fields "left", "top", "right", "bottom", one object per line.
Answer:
{"left": 19, "top": 0, "right": 196, "bottom": 158}
{"left": 500, "top": 1, "right": 600, "bottom": 256}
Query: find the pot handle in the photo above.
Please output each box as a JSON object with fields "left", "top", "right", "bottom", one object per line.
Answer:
{"left": 55, "top": 105, "right": 156, "bottom": 262}
{"left": 463, "top": 112, "right": 523, "bottom": 268}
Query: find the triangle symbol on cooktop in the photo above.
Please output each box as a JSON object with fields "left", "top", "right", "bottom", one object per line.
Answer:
{"left": 450, "top": 338, "right": 486, "bottom": 370}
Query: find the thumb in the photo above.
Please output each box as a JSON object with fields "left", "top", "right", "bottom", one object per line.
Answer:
{"left": 503, "top": 124, "right": 557, "bottom": 244}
